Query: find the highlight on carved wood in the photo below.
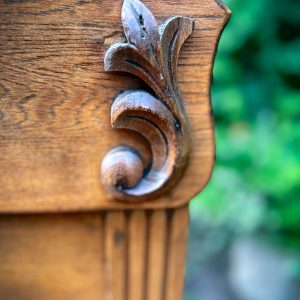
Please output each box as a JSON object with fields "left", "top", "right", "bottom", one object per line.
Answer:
{"left": 101, "top": 0, "right": 194, "bottom": 201}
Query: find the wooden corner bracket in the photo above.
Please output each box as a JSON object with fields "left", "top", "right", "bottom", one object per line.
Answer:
{"left": 101, "top": 0, "right": 194, "bottom": 202}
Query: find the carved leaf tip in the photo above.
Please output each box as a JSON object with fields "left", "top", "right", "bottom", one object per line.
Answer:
{"left": 103, "top": 43, "right": 124, "bottom": 72}
{"left": 121, "top": 0, "right": 160, "bottom": 62}
{"left": 160, "top": 16, "right": 195, "bottom": 42}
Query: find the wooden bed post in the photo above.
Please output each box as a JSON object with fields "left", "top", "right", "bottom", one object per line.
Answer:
{"left": 0, "top": 0, "right": 230, "bottom": 299}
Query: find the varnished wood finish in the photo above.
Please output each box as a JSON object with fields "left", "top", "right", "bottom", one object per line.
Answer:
{"left": 0, "top": 207, "right": 189, "bottom": 300}
{"left": 147, "top": 210, "right": 168, "bottom": 300}
{"left": 0, "top": 0, "right": 230, "bottom": 212}
{"left": 128, "top": 211, "right": 147, "bottom": 300}
{"left": 165, "top": 206, "right": 189, "bottom": 300}
{"left": 0, "top": 214, "right": 105, "bottom": 300}
{"left": 105, "top": 211, "right": 127, "bottom": 300}
{"left": 101, "top": 0, "right": 193, "bottom": 201}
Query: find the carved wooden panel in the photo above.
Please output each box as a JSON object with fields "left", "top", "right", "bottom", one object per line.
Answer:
{"left": 0, "top": 0, "right": 230, "bottom": 212}
{"left": 0, "top": 1, "right": 231, "bottom": 299}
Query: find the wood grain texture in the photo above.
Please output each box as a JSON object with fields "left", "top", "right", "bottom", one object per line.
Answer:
{"left": 0, "top": 213, "right": 105, "bottom": 300}
{"left": 0, "top": 0, "right": 230, "bottom": 212}
{"left": 0, "top": 207, "right": 189, "bottom": 300}
{"left": 147, "top": 210, "right": 168, "bottom": 300}
{"left": 128, "top": 211, "right": 147, "bottom": 300}
{"left": 105, "top": 211, "right": 127, "bottom": 300}
{"left": 165, "top": 206, "right": 189, "bottom": 300}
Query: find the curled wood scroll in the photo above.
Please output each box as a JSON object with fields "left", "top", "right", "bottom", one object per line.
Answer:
{"left": 101, "top": 0, "right": 194, "bottom": 201}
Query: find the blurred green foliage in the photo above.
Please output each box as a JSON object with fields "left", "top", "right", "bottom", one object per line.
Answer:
{"left": 191, "top": 0, "right": 300, "bottom": 249}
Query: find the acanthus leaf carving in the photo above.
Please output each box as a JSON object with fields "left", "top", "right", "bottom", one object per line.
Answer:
{"left": 101, "top": 0, "right": 194, "bottom": 202}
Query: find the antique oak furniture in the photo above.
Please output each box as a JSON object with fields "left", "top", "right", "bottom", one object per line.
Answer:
{"left": 0, "top": 0, "right": 230, "bottom": 299}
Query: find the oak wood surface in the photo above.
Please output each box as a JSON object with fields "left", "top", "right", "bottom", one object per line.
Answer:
{"left": 165, "top": 206, "right": 189, "bottom": 300}
{"left": 128, "top": 211, "right": 147, "bottom": 300}
{"left": 105, "top": 211, "right": 127, "bottom": 300}
{"left": 0, "top": 0, "right": 230, "bottom": 212}
{"left": 0, "top": 213, "right": 105, "bottom": 300}
{"left": 0, "top": 207, "right": 189, "bottom": 300}
{"left": 147, "top": 210, "right": 168, "bottom": 300}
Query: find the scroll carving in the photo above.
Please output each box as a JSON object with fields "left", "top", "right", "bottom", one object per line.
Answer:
{"left": 101, "top": 0, "right": 194, "bottom": 201}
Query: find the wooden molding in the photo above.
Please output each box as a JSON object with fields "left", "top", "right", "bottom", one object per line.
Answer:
{"left": 101, "top": 0, "right": 194, "bottom": 202}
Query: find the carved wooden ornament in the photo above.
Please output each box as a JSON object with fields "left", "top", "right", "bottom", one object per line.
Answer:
{"left": 101, "top": 0, "right": 194, "bottom": 201}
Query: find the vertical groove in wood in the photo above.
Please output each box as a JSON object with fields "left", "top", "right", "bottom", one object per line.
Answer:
{"left": 103, "top": 206, "right": 189, "bottom": 300}
{"left": 98, "top": 213, "right": 105, "bottom": 300}
{"left": 146, "top": 210, "right": 168, "bottom": 300}
{"left": 165, "top": 206, "right": 189, "bottom": 300}
{"left": 104, "top": 211, "right": 127, "bottom": 300}
{"left": 128, "top": 211, "right": 147, "bottom": 300}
